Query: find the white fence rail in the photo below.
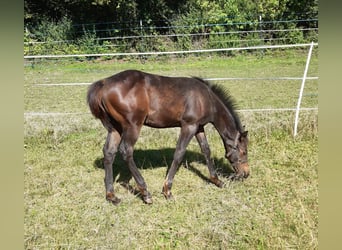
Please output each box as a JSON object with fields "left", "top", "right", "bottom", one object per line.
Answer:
{"left": 24, "top": 43, "right": 317, "bottom": 59}
{"left": 34, "top": 77, "right": 318, "bottom": 87}
{"left": 24, "top": 108, "right": 318, "bottom": 118}
{"left": 24, "top": 43, "right": 318, "bottom": 136}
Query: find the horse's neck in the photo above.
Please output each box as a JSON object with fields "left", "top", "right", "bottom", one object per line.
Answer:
{"left": 213, "top": 103, "right": 239, "bottom": 149}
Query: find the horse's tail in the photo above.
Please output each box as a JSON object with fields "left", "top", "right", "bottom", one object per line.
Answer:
{"left": 87, "top": 80, "right": 104, "bottom": 119}
{"left": 87, "top": 80, "right": 112, "bottom": 128}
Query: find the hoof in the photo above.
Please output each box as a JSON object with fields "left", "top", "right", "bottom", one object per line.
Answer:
{"left": 106, "top": 193, "right": 121, "bottom": 205}
{"left": 138, "top": 187, "right": 153, "bottom": 204}
{"left": 165, "top": 193, "right": 174, "bottom": 200}
{"left": 161, "top": 187, "right": 174, "bottom": 200}
{"left": 216, "top": 180, "right": 225, "bottom": 188}
{"left": 143, "top": 197, "right": 153, "bottom": 204}
{"left": 210, "top": 176, "right": 225, "bottom": 188}
{"left": 143, "top": 193, "right": 153, "bottom": 204}
{"left": 162, "top": 181, "right": 174, "bottom": 200}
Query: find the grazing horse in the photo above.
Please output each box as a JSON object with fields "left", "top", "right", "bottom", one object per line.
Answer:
{"left": 87, "top": 70, "right": 249, "bottom": 204}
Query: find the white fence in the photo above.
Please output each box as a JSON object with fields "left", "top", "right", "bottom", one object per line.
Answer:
{"left": 294, "top": 42, "right": 315, "bottom": 136}
{"left": 24, "top": 18, "right": 318, "bottom": 49}
{"left": 24, "top": 43, "right": 316, "bottom": 59}
{"left": 24, "top": 43, "right": 318, "bottom": 137}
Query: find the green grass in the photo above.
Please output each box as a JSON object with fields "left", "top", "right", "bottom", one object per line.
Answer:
{"left": 24, "top": 51, "right": 318, "bottom": 249}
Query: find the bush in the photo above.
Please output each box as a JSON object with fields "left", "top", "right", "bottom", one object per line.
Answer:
{"left": 24, "top": 17, "right": 74, "bottom": 56}
{"left": 30, "top": 16, "right": 73, "bottom": 42}
{"left": 24, "top": 14, "right": 318, "bottom": 58}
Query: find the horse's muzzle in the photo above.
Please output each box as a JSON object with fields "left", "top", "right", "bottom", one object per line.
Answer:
{"left": 229, "top": 162, "right": 250, "bottom": 181}
{"left": 240, "top": 163, "right": 250, "bottom": 178}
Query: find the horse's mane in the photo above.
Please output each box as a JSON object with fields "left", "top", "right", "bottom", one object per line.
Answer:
{"left": 193, "top": 77, "right": 243, "bottom": 132}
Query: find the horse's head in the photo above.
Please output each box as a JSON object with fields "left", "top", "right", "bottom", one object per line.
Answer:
{"left": 225, "top": 131, "right": 249, "bottom": 180}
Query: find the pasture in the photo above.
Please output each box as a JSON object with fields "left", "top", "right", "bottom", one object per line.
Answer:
{"left": 24, "top": 50, "right": 318, "bottom": 249}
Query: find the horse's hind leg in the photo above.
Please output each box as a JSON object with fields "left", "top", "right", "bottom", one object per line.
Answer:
{"left": 103, "top": 130, "right": 122, "bottom": 205}
{"left": 195, "top": 127, "right": 224, "bottom": 188}
{"left": 119, "top": 125, "right": 153, "bottom": 204}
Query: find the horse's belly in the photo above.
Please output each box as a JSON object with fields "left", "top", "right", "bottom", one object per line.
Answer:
{"left": 144, "top": 110, "right": 182, "bottom": 128}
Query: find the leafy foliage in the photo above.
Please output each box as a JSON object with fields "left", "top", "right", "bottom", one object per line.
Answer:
{"left": 24, "top": 0, "right": 318, "bottom": 56}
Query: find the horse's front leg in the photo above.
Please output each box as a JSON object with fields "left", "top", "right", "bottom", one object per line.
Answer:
{"left": 195, "top": 128, "right": 224, "bottom": 188}
{"left": 103, "top": 130, "right": 122, "bottom": 205}
{"left": 162, "top": 124, "right": 198, "bottom": 199}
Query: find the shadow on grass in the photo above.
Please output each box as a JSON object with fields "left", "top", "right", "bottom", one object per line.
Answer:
{"left": 93, "top": 147, "right": 235, "bottom": 185}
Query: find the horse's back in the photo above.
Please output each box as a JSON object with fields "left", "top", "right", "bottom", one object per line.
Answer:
{"left": 90, "top": 70, "right": 214, "bottom": 129}
{"left": 142, "top": 72, "right": 214, "bottom": 127}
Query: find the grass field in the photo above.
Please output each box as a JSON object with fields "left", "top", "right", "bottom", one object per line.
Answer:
{"left": 24, "top": 50, "right": 318, "bottom": 249}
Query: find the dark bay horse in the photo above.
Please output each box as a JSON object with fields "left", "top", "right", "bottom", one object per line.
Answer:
{"left": 87, "top": 69, "right": 249, "bottom": 205}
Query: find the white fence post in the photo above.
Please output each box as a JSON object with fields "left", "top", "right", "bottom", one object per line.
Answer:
{"left": 293, "top": 41, "right": 315, "bottom": 137}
